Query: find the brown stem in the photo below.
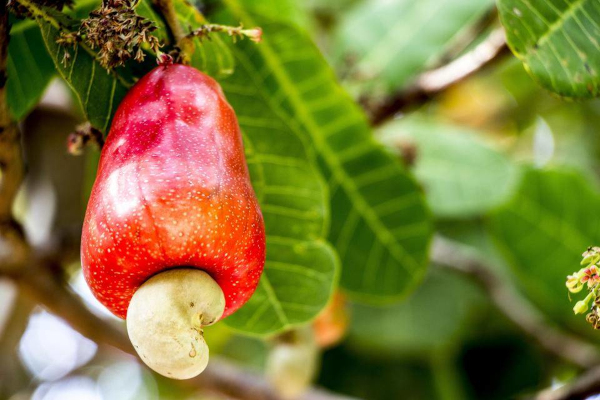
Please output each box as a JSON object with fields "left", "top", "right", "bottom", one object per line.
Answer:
{"left": 368, "top": 27, "right": 510, "bottom": 126}
{"left": 10, "top": 259, "right": 135, "bottom": 353}
{"left": 182, "top": 24, "right": 262, "bottom": 43}
{"left": 0, "top": 2, "right": 24, "bottom": 223}
{"left": 0, "top": 290, "right": 34, "bottom": 398}
{"left": 432, "top": 236, "right": 600, "bottom": 369}
{"left": 0, "top": 2, "right": 9, "bottom": 111}
{"left": 153, "top": 0, "right": 185, "bottom": 43}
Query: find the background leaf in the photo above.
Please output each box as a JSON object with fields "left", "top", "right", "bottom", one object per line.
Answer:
{"left": 378, "top": 117, "right": 520, "bottom": 218}
{"left": 216, "top": 0, "right": 434, "bottom": 302}
{"left": 488, "top": 167, "right": 600, "bottom": 335}
{"left": 348, "top": 268, "right": 484, "bottom": 356}
{"left": 7, "top": 18, "right": 55, "bottom": 119}
{"left": 497, "top": 0, "right": 600, "bottom": 97}
{"left": 333, "top": 0, "right": 494, "bottom": 97}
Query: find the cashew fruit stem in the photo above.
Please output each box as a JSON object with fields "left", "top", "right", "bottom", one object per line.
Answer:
{"left": 126, "top": 268, "right": 225, "bottom": 379}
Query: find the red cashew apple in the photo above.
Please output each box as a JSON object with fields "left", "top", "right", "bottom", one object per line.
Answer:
{"left": 81, "top": 61, "right": 266, "bottom": 379}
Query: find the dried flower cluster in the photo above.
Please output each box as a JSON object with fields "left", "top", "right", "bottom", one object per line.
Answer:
{"left": 67, "top": 122, "right": 105, "bottom": 155}
{"left": 567, "top": 246, "right": 600, "bottom": 329}
{"left": 56, "top": 0, "right": 162, "bottom": 69}
{"left": 80, "top": 0, "right": 161, "bottom": 68}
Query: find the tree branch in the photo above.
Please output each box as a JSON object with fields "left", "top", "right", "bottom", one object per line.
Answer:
{"left": 5, "top": 258, "right": 352, "bottom": 400}
{"left": 153, "top": 0, "right": 185, "bottom": 43}
{"left": 8, "top": 258, "right": 134, "bottom": 353}
{"left": 0, "top": 290, "right": 34, "bottom": 398}
{"left": 368, "top": 27, "right": 510, "bottom": 126}
{"left": 431, "top": 236, "right": 600, "bottom": 369}
{"left": 0, "top": 3, "right": 24, "bottom": 223}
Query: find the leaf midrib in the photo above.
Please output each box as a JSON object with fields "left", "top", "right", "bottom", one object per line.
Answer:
{"left": 225, "top": 0, "right": 423, "bottom": 274}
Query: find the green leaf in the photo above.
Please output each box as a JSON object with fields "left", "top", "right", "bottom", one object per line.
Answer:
{"left": 225, "top": 236, "right": 338, "bottom": 335}
{"left": 378, "top": 117, "right": 521, "bottom": 218}
{"left": 38, "top": 19, "right": 130, "bottom": 132}
{"left": 497, "top": 0, "right": 600, "bottom": 97}
{"left": 334, "top": 0, "right": 493, "bottom": 96}
{"left": 208, "top": 45, "right": 339, "bottom": 335}
{"left": 34, "top": 0, "right": 130, "bottom": 132}
{"left": 488, "top": 167, "right": 600, "bottom": 334}
{"left": 7, "top": 18, "right": 55, "bottom": 119}
{"left": 239, "top": 0, "right": 311, "bottom": 29}
{"left": 217, "top": 1, "right": 433, "bottom": 302}
{"left": 349, "top": 269, "right": 484, "bottom": 356}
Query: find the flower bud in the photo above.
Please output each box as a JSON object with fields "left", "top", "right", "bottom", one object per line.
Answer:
{"left": 243, "top": 27, "right": 262, "bottom": 43}
{"left": 574, "top": 300, "right": 589, "bottom": 314}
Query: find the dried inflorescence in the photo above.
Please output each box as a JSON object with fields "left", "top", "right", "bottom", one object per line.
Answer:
{"left": 567, "top": 246, "right": 600, "bottom": 329}
{"left": 66, "top": 122, "right": 104, "bottom": 155}
{"left": 55, "top": 0, "right": 161, "bottom": 69}
{"left": 80, "top": 0, "right": 161, "bottom": 68}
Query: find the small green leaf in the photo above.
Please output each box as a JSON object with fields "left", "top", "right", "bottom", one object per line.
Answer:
{"left": 498, "top": 0, "right": 600, "bottom": 97}
{"left": 216, "top": 0, "right": 433, "bottom": 303}
{"left": 378, "top": 117, "right": 520, "bottom": 218}
{"left": 488, "top": 167, "right": 600, "bottom": 335}
{"left": 7, "top": 18, "right": 55, "bottom": 119}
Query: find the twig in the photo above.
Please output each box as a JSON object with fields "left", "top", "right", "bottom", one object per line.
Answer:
{"left": 434, "top": 7, "right": 499, "bottom": 66}
{"left": 0, "top": 291, "right": 34, "bottom": 398}
{"left": 0, "top": 3, "right": 24, "bottom": 223}
{"left": 8, "top": 258, "right": 134, "bottom": 353}
{"left": 182, "top": 24, "right": 262, "bottom": 43}
{"left": 368, "top": 27, "right": 510, "bottom": 126}
{"left": 431, "top": 236, "right": 600, "bottom": 369}
{"left": 153, "top": 0, "right": 185, "bottom": 43}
